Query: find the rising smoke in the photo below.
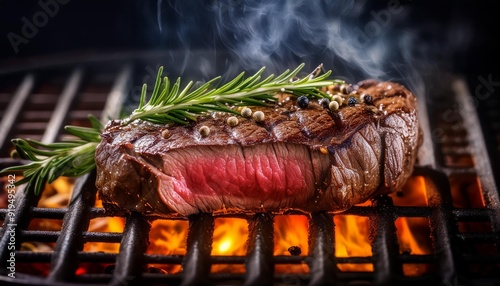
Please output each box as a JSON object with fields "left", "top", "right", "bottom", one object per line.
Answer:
{"left": 152, "top": 0, "right": 471, "bottom": 96}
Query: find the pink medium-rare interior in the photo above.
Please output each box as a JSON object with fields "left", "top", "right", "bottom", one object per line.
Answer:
{"left": 156, "top": 143, "right": 324, "bottom": 214}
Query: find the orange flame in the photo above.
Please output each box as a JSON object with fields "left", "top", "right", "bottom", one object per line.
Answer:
{"left": 392, "top": 176, "right": 433, "bottom": 276}
{"left": 274, "top": 215, "right": 309, "bottom": 273}
{"left": 391, "top": 176, "right": 429, "bottom": 207}
{"left": 147, "top": 219, "right": 189, "bottom": 273}
{"left": 212, "top": 218, "right": 248, "bottom": 256}
{"left": 395, "top": 217, "right": 432, "bottom": 276}
{"left": 274, "top": 215, "right": 309, "bottom": 256}
{"left": 211, "top": 218, "right": 248, "bottom": 273}
{"left": 335, "top": 215, "right": 373, "bottom": 271}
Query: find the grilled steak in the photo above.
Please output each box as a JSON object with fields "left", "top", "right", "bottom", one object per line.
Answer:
{"left": 95, "top": 81, "right": 420, "bottom": 216}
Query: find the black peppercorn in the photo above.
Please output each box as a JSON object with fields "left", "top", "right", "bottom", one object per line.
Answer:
{"left": 347, "top": 97, "right": 358, "bottom": 106}
{"left": 288, "top": 245, "right": 302, "bottom": 256}
{"left": 340, "top": 84, "right": 352, "bottom": 94}
{"left": 297, "top": 95, "right": 309, "bottom": 108}
{"left": 319, "top": 98, "right": 330, "bottom": 108}
{"left": 361, "top": 93, "right": 373, "bottom": 104}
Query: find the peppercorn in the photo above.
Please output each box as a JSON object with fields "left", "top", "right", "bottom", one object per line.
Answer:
{"left": 253, "top": 111, "right": 265, "bottom": 122}
{"left": 328, "top": 100, "right": 339, "bottom": 111}
{"left": 199, "top": 126, "right": 210, "bottom": 137}
{"left": 227, "top": 116, "right": 239, "bottom": 127}
{"left": 347, "top": 97, "right": 358, "bottom": 107}
{"left": 331, "top": 94, "right": 342, "bottom": 105}
{"left": 288, "top": 245, "right": 302, "bottom": 256}
{"left": 297, "top": 95, "right": 309, "bottom": 108}
{"left": 361, "top": 93, "right": 373, "bottom": 104}
{"left": 319, "top": 98, "right": 330, "bottom": 108}
{"left": 10, "top": 149, "right": 19, "bottom": 159}
{"left": 340, "top": 84, "right": 352, "bottom": 94}
{"left": 241, "top": 107, "right": 252, "bottom": 118}
{"left": 161, "top": 129, "right": 170, "bottom": 139}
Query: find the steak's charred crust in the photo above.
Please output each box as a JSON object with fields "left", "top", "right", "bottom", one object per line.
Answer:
{"left": 95, "top": 81, "right": 420, "bottom": 217}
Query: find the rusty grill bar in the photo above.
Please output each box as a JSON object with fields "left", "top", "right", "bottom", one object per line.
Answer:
{"left": 0, "top": 61, "right": 499, "bottom": 286}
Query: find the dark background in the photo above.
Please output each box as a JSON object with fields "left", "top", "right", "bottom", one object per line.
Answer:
{"left": 0, "top": 0, "right": 499, "bottom": 76}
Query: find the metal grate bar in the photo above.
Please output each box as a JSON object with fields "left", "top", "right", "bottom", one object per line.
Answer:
{"left": 0, "top": 183, "right": 41, "bottom": 275}
{"left": 181, "top": 213, "right": 214, "bottom": 286}
{"left": 41, "top": 68, "right": 83, "bottom": 144}
{"left": 0, "top": 74, "right": 35, "bottom": 149}
{"left": 82, "top": 232, "right": 123, "bottom": 243}
{"left": 25, "top": 207, "right": 67, "bottom": 219}
{"left": 244, "top": 213, "right": 273, "bottom": 286}
{"left": 140, "top": 273, "right": 183, "bottom": 285}
{"left": 457, "top": 233, "right": 499, "bottom": 242}
{"left": 416, "top": 167, "right": 461, "bottom": 285}
{"left": 453, "top": 79, "right": 500, "bottom": 249}
{"left": 307, "top": 212, "right": 336, "bottom": 286}
{"left": 462, "top": 254, "right": 500, "bottom": 263}
{"left": 20, "top": 230, "right": 123, "bottom": 243}
{"left": 336, "top": 257, "right": 372, "bottom": 264}
{"left": 16, "top": 251, "right": 118, "bottom": 264}
{"left": 452, "top": 208, "right": 493, "bottom": 221}
{"left": 20, "top": 230, "right": 60, "bottom": 242}
{"left": 399, "top": 254, "right": 435, "bottom": 263}
{"left": 47, "top": 171, "right": 97, "bottom": 282}
{"left": 18, "top": 207, "right": 125, "bottom": 220}
{"left": 417, "top": 81, "right": 437, "bottom": 168}
{"left": 371, "top": 195, "right": 402, "bottom": 285}
{"left": 101, "top": 64, "right": 132, "bottom": 123}
{"left": 111, "top": 212, "right": 151, "bottom": 285}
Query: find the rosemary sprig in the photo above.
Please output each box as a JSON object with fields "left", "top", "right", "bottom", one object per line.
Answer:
{"left": 124, "top": 63, "right": 343, "bottom": 125}
{"left": 0, "top": 64, "right": 343, "bottom": 195}
{"left": 0, "top": 115, "right": 103, "bottom": 195}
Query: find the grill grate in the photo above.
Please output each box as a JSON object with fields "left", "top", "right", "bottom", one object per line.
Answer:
{"left": 0, "top": 166, "right": 474, "bottom": 285}
{"left": 0, "top": 58, "right": 499, "bottom": 285}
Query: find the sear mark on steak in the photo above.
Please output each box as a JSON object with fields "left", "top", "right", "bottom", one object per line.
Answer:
{"left": 95, "top": 81, "right": 421, "bottom": 217}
